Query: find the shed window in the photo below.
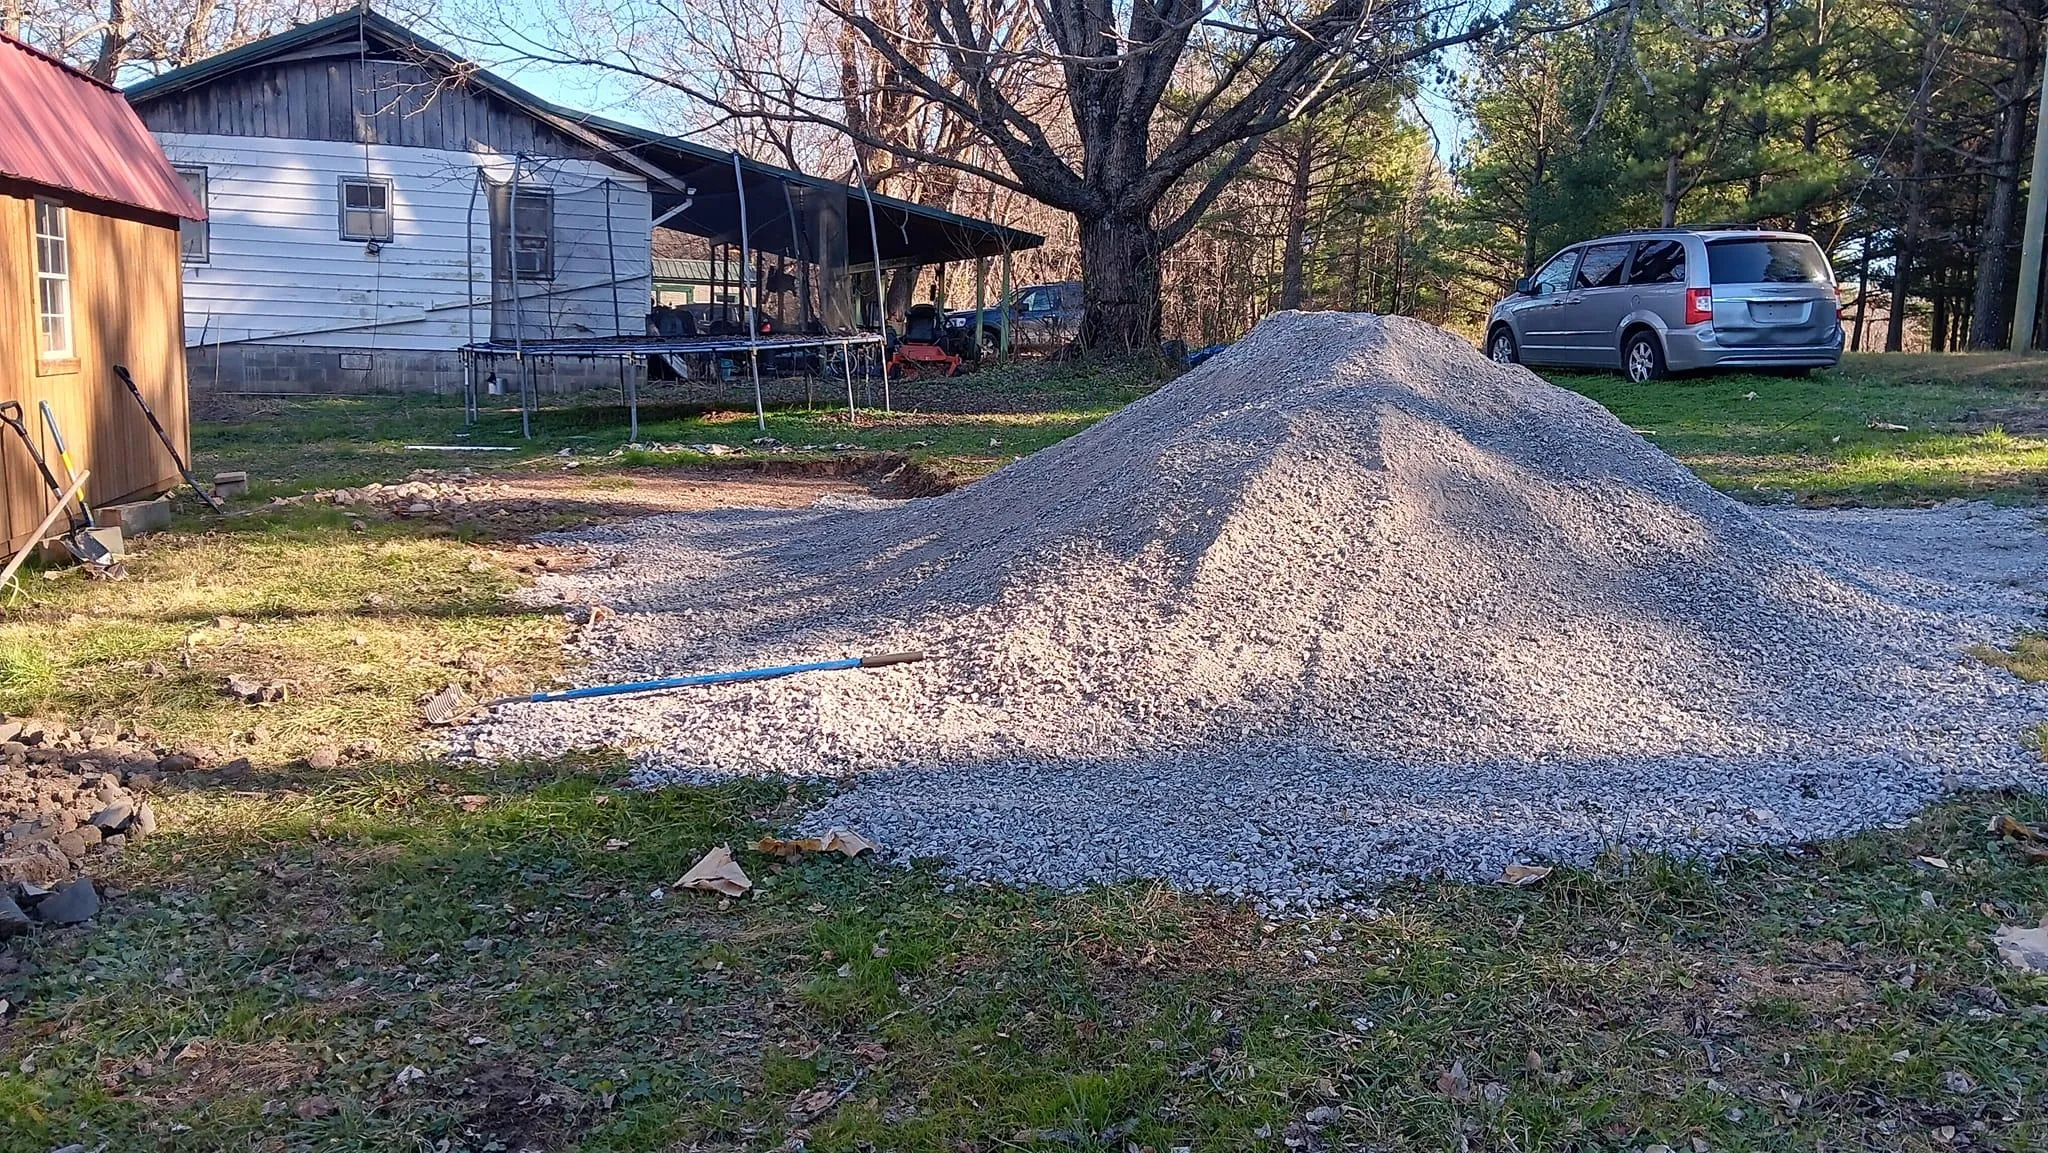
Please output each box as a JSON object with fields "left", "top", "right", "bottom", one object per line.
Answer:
{"left": 338, "top": 177, "right": 393, "bottom": 242}
{"left": 175, "top": 165, "right": 208, "bottom": 262}
{"left": 493, "top": 186, "right": 554, "bottom": 281}
{"left": 32, "top": 200, "right": 73, "bottom": 361}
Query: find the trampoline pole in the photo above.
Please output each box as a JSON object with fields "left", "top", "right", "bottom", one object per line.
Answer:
{"left": 733, "top": 152, "right": 766, "bottom": 432}
{"left": 843, "top": 338, "right": 855, "bottom": 419}
{"left": 464, "top": 169, "right": 479, "bottom": 424}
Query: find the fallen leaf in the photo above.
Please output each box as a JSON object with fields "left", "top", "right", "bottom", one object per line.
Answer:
{"left": 790, "top": 1087, "right": 837, "bottom": 1115}
{"left": 456, "top": 795, "right": 489, "bottom": 812}
{"left": 749, "top": 828, "right": 877, "bottom": 859}
{"left": 1989, "top": 813, "right": 2042, "bottom": 840}
{"left": 1498, "top": 863, "right": 1551, "bottom": 887}
{"left": 1918, "top": 855, "right": 1950, "bottom": 870}
{"left": 294, "top": 1095, "right": 336, "bottom": 1120}
{"left": 1435, "top": 1060, "right": 1471, "bottom": 1100}
{"left": 677, "top": 846, "right": 752, "bottom": 897}
{"left": 1993, "top": 919, "right": 2048, "bottom": 973}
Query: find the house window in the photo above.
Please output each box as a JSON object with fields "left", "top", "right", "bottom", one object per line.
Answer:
{"left": 338, "top": 177, "right": 393, "bottom": 242}
{"left": 32, "top": 200, "right": 73, "bottom": 362}
{"left": 497, "top": 187, "right": 553, "bottom": 281}
{"left": 174, "top": 165, "right": 208, "bottom": 262}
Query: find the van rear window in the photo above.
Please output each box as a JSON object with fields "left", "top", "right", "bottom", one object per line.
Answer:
{"left": 1706, "top": 239, "right": 1830, "bottom": 284}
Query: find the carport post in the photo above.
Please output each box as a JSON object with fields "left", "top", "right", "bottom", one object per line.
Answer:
{"left": 842, "top": 337, "right": 856, "bottom": 419}
{"left": 999, "top": 247, "right": 1013, "bottom": 357}
{"left": 852, "top": 155, "right": 891, "bottom": 413}
{"left": 974, "top": 256, "right": 987, "bottom": 354}
{"left": 732, "top": 153, "right": 766, "bottom": 431}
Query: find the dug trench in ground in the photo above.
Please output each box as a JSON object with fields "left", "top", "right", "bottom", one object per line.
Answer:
{"left": 457, "top": 312, "right": 2048, "bottom": 907}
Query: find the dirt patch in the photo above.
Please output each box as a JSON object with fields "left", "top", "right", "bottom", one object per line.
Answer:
{"left": 1954, "top": 406, "right": 2048, "bottom": 434}
{"left": 283, "top": 459, "right": 958, "bottom": 540}
{"left": 450, "top": 1062, "right": 592, "bottom": 1152}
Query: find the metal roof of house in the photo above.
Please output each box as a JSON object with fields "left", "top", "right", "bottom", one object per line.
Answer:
{"left": 0, "top": 34, "right": 205, "bottom": 221}
{"left": 123, "top": 11, "right": 1037, "bottom": 262}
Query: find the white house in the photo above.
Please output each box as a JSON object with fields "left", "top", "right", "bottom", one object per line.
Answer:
{"left": 124, "top": 10, "right": 672, "bottom": 395}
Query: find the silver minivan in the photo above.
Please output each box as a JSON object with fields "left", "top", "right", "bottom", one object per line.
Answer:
{"left": 1485, "top": 228, "right": 1844, "bottom": 381}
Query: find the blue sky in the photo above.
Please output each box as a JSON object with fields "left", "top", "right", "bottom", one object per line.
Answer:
{"left": 436, "top": 11, "right": 1473, "bottom": 169}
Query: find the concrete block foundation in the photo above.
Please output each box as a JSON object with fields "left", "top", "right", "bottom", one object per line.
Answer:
{"left": 187, "top": 345, "right": 645, "bottom": 401}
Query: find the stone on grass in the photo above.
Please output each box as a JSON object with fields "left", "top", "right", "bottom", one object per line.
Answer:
{"left": 30, "top": 877, "right": 98, "bottom": 925}
{"left": 304, "top": 746, "right": 340, "bottom": 771}
{"left": 0, "top": 893, "right": 29, "bottom": 937}
{"left": 0, "top": 842, "right": 68, "bottom": 885}
{"left": 87, "top": 800, "right": 133, "bottom": 831}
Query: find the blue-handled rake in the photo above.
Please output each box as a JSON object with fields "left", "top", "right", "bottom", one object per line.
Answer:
{"left": 426, "top": 651, "right": 926, "bottom": 724}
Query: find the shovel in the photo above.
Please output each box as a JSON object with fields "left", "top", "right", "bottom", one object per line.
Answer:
{"left": 0, "top": 403, "right": 120, "bottom": 569}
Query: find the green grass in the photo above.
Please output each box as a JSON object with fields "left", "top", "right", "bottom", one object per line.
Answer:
{"left": 1548, "top": 352, "right": 2048, "bottom": 505}
{"left": 0, "top": 505, "right": 563, "bottom": 761}
{"left": 7, "top": 348, "right": 2048, "bottom": 1150}
{"left": 194, "top": 357, "right": 1162, "bottom": 499}
{"left": 4, "top": 759, "right": 2044, "bottom": 1151}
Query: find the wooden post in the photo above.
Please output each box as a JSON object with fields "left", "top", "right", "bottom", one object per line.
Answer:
{"left": 999, "top": 247, "right": 1013, "bottom": 357}
{"left": 732, "top": 153, "right": 765, "bottom": 431}
{"left": 974, "top": 255, "right": 988, "bottom": 357}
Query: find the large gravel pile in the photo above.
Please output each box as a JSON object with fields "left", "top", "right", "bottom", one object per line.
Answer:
{"left": 461, "top": 312, "right": 2048, "bottom": 904}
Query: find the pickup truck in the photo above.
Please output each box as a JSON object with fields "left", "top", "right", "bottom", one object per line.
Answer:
{"left": 945, "top": 281, "right": 1083, "bottom": 352}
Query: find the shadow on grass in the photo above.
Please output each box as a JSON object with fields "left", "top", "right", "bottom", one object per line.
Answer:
{"left": 5, "top": 743, "right": 2046, "bottom": 1152}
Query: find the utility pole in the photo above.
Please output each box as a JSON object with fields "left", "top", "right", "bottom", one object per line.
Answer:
{"left": 2011, "top": 40, "right": 2048, "bottom": 351}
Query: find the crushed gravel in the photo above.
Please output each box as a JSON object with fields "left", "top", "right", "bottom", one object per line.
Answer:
{"left": 459, "top": 312, "right": 2048, "bottom": 906}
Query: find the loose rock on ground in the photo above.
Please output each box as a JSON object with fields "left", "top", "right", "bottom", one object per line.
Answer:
{"left": 459, "top": 312, "right": 2048, "bottom": 905}
{"left": 0, "top": 713, "right": 203, "bottom": 927}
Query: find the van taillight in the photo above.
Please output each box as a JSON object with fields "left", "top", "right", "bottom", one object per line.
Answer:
{"left": 1685, "top": 289, "right": 1714, "bottom": 326}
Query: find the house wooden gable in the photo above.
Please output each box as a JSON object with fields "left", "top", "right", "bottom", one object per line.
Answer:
{"left": 126, "top": 11, "right": 639, "bottom": 170}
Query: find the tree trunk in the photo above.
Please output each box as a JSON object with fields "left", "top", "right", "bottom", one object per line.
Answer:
{"left": 1794, "top": 113, "right": 1820, "bottom": 234}
{"left": 1078, "top": 210, "right": 1162, "bottom": 352}
{"left": 1852, "top": 236, "right": 1872, "bottom": 351}
{"left": 89, "top": 0, "right": 128, "bottom": 82}
{"left": 1523, "top": 146, "right": 1548, "bottom": 276}
{"left": 1931, "top": 264, "right": 1949, "bottom": 352}
{"left": 1890, "top": 24, "right": 1941, "bottom": 352}
{"left": 1968, "top": 23, "right": 2033, "bottom": 349}
{"left": 1278, "top": 130, "right": 1314, "bottom": 311}
{"left": 1661, "top": 152, "right": 1682, "bottom": 228}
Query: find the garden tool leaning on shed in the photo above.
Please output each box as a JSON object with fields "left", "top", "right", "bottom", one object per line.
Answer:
{"left": 0, "top": 401, "right": 121, "bottom": 571}
{"left": 114, "top": 364, "right": 225, "bottom": 513}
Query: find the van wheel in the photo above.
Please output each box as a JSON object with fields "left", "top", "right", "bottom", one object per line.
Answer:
{"left": 1487, "top": 327, "right": 1519, "bottom": 365}
{"left": 1622, "top": 331, "right": 1666, "bottom": 382}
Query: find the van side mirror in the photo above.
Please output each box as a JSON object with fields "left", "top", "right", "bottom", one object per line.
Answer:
{"left": 1514, "top": 277, "right": 1535, "bottom": 295}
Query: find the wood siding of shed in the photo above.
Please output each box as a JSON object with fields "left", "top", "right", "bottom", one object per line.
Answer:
{"left": 133, "top": 56, "right": 607, "bottom": 162}
{"left": 0, "top": 190, "right": 188, "bottom": 553}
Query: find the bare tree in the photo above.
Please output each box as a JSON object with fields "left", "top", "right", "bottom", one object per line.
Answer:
{"left": 8, "top": 0, "right": 368, "bottom": 80}
{"left": 501, "top": 0, "right": 1624, "bottom": 350}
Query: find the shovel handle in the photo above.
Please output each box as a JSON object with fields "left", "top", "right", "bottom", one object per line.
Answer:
{"left": 859, "top": 651, "right": 925, "bottom": 668}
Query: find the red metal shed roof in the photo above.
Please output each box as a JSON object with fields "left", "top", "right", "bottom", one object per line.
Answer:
{"left": 0, "top": 34, "right": 204, "bottom": 221}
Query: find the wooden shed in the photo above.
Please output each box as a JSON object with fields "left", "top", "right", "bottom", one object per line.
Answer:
{"left": 0, "top": 34, "right": 204, "bottom": 554}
